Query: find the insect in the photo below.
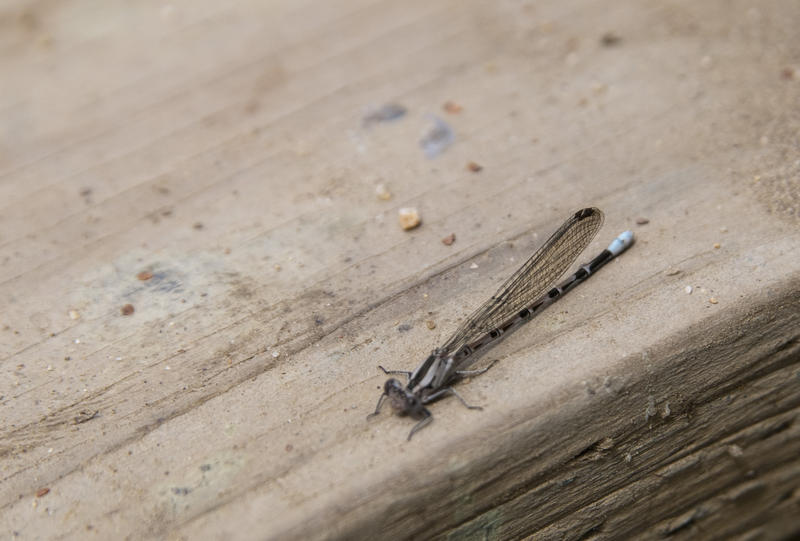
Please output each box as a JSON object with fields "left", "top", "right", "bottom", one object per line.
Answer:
{"left": 367, "top": 208, "right": 634, "bottom": 440}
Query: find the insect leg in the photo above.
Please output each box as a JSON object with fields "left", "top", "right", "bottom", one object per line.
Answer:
{"left": 407, "top": 409, "right": 433, "bottom": 441}
{"left": 423, "top": 387, "right": 483, "bottom": 410}
{"left": 367, "top": 392, "right": 387, "bottom": 419}
{"left": 377, "top": 365, "right": 412, "bottom": 382}
{"left": 455, "top": 359, "right": 498, "bottom": 377}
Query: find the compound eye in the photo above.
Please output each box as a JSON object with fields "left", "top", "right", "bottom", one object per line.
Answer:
{"left": 384, "top": 378, "right": 402, "bottom": 392}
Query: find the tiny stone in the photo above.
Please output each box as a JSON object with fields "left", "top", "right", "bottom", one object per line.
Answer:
{"left": 466, "top": 161, "right": 483, "bottom": 172}
{"left": 121, "top": 304, "right": 135, "bottom": 316}
{"left": 713, "top": 243, "right": 721, "bottom": 249}
{"left": 35, "top": 488, "right": 50, "bottom": 498}
{"left": 137, "top": 271, "right": 153, "bottom": 281}
{"left": 685, "top": 285, "right": 693, "bottom": 294}
{"left": 441, "top": 233, "right": 456, "bottom": 246}
{"left": 600, "top": 32, "right": 621, "bottom": 46}
{"left": 666, "top": 269, "right": 681, "bottom": 276}
{"left": 443, "top": 101, "right": 463, "bottom": 114}
{"left": 426, "top": 320, "right": 436, "bottom": 330}
{"left": 398, "top": 207, "right": 421, "bottom": 230}
{"left": 709, "top": 297, "right": 718, "bottom": 304}
{"left": 68, "top": 310, "right": 80, "bottom": 320}
{"left": 375, "top": 184, "right": 392, "bottom": 200}
{"left": 635, "top": 217, "right": 649, "bottom": 225}
{"left": 272, "top": 351, "right": 280, "bottom": 358}
{"left": 470, "top": 263, "right": 478, "bottom": 269}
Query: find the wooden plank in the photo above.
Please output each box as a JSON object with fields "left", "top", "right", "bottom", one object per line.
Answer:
{"left": 1, "top": 0, "right": 798, "bottom": 539}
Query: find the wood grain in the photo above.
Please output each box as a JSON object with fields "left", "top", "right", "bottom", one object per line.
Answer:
{"left": 1, "top": 0, "right": 798, "bottom": 539}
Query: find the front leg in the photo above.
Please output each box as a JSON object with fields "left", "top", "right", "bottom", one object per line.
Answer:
{"left": 377, "top": 365, "right": 412, "bottom": 383}
{"left": 367, "top": 392, "right": 387, "bottom": 419}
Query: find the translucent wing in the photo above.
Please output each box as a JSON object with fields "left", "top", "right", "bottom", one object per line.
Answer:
{"left": 440, "top": 208, "right": 604, "bottom": 354}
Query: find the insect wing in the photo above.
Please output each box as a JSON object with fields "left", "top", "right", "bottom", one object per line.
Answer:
{"left": 441, "top": 208, "right": 604, "bottom": 353}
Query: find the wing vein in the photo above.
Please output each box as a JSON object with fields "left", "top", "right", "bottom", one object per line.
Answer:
{"left": 440, "top": 208, "right": 604, "bottom": 353}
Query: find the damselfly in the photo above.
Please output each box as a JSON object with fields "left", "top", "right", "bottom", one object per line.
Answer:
{"left": 368, "top": 207, "right": 634, "bottom": 440}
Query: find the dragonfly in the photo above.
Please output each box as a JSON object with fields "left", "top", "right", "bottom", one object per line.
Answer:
{"left": 368, "top": 207, "right": 634, "bottom": 440}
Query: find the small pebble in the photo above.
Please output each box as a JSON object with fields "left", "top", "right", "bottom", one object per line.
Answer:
{"left": 35, "top": 488, "right": 50, "bottom": 498}
{"left": 121, "top": 304, "right": 135, "bottom": 316}
{"left": 398, "top": 208, "right": 421, "bottom": 230}
{"left": 426, "top": 320, "right": 436, "bottom": 330}
{"left": 466, "top": 161, "right": 483, "bottom": 172}
{"left": 375, "top": 184, "right": 392, "bottom": 201}
{"left": 685, "top": 285, "right": 693, "bottom": 294}
{"left": 666, "top": 269, "right": 681, "bottom": 276}
{"left": 470, "top": 263, "right": 478, "bottom": 269}
{"left": 600, "top": 32, "right": 621, "bottom": 46}
{"left": 68, "top": 310, "right": 80, "bottom": 320}
{"left": 441, "top": 233, "right": 456, "bottom": 246}
{"left": 635, "top": 217, "right": 649, "bottom": 225}
{"left": 443, "top": 101, "right": 463, "bottom": 114}
{"left": 137, "top": 271, "right": 154, "bottom": 281}
{"left": 709, "top": 297, "right": 718, "bottom": 304}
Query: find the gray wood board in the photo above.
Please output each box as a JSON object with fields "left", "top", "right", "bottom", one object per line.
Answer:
{"left": 1, "top": 0, "right": 798, "bottom": 539}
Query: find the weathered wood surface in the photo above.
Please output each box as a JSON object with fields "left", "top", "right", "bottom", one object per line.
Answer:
{"left": 1, "top": 1, "right": 799, "bottom": 539}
